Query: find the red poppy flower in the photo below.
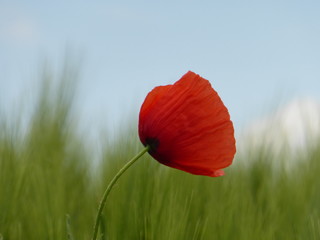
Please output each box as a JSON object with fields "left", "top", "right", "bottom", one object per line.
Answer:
{"left": 138, "top": 71, "right": 236, "bottom": 177}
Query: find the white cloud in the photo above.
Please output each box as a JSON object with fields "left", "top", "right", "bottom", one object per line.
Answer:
{"left": 237, "top": 98, "right": 320, "bottom": 167}
{"left": 7, "top": 18, "right": 38, "bottom": 42}
{"left": 0, "top": 6, "right": 39, "bottom": 45}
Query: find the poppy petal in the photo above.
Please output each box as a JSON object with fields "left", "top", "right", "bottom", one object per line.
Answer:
{"left": 139, "top": 71, "right": 236, "bottom": 177}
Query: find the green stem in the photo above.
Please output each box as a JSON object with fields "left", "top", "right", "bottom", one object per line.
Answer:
{"left": 91, "top": 145, "right": 150, "bottom": 240}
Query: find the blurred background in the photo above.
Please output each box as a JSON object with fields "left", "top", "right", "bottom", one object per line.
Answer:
{"left": 1, "top": 1, "right": 320, "bottom": 239}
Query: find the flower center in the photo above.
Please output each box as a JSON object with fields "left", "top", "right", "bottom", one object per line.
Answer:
{"left": 145, "top": 137, "right": 159, "bottom": 154}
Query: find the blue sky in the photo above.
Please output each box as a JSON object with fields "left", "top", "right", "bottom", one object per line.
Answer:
{"left": 1, "top": 1, "right": 320, "bottom": 136}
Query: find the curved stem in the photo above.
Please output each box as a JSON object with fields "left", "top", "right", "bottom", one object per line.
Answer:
{"left": 91, "top": 145, "right": 150, "bottom": 240}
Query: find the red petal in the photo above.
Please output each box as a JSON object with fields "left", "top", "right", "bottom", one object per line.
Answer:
{"left": 139, "top": 84, "right": 172, "bottom": 146}
{"left": 139, "top": 71, "right": 236, "bottom": 177}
